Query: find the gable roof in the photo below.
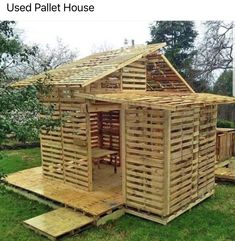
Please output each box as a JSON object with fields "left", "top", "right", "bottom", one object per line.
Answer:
{"left": 77, "top": 92, "right": 235, "bottom": 111}
{"left": 12, "top": 43, "right": 166, "bottom": 87}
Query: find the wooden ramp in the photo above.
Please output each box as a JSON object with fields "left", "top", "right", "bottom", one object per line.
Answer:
{"left": 23, "top": 208, "right": 93, "bottom": 240}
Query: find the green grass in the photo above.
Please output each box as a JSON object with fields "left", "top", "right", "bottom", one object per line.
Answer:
{"left": 0, "top": 148, "right": 41, "bottom": 174}
{"left": 1, "top": 148, "right": 235, "bottom": 241}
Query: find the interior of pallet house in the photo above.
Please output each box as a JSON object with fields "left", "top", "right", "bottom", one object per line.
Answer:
{"left": 7, "top": 43, "right": 235, "bottom": 239}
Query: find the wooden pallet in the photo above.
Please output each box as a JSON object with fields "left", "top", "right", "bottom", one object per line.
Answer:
{"left": 23, "top": 208, "right": 93, "bottom": 240}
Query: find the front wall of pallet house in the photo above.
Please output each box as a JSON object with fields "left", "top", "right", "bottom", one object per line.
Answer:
{"left": 40, "top": 88, "right": 92, "bottom": 191}
{"left": 124, "top": 106, "right": 165, "bottom": 216}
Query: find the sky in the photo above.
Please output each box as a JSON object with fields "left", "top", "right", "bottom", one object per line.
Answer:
{"left": 17, "top": 20, "right": 153, "bottom": 57}
{"left": 17, "top": 21, "right": 205, "bottom": 58}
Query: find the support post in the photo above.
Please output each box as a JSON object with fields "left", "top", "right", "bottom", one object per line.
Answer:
{"left": 120, "top": 103, "right": 126, "bottom": 202}
{"left": 163, "top": 110, "right": 171, "bottom": 216}
{"left": 86, "top": 100, "right": 92, "bottom": 191}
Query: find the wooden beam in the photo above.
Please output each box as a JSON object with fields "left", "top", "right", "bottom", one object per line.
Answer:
{"left": 163, "top": 110, "right": 171, "bottom": 216}
{"left": 88, "top": 104, "right": 121, "bottom": 112}
{"left": 85, "top": 100, "right": 93, "bottom": 191}
{"left": 120, "top": 103, "right": 127, "bottom": 203}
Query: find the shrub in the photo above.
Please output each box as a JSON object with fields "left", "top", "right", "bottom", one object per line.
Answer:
{"left": 217, "top": 119, "right": 235, "bottom": 128}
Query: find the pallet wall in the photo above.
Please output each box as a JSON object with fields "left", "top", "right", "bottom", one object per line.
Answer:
{"left": 198, "top": 105, "right": 217, "bottom": 197}
{"left": 40, "top": 88, "right": 92, "bottom": 191}
{"left": 122, "top": 59, "right": 146, "bottom": 91}
{"left": 124, "top": 106, "right": 165, "bottom": 216}
{"left": 169, "top": 108, "right": 200, "bottom": 214}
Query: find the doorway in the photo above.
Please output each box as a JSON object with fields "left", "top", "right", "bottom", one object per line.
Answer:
{"left": 89, "top": 109, "right": 122, "bottom": 192}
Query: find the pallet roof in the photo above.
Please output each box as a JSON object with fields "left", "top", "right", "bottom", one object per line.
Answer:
{"left": 12, "top": 43, "right": 166, "bottom": 87}
{"left": 78, "top": 92, "right": 235, "bottom": 110}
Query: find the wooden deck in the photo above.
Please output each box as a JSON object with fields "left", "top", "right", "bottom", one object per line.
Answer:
{"left": 6, "top": 164, "right": 123, "bottom": 217}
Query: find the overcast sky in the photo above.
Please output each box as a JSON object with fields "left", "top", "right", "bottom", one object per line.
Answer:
{"left": 16, "top": 21, "right": 203, "bottom": 58}
{"left": 17, "top": 21, "right": 153, "bottom": 57}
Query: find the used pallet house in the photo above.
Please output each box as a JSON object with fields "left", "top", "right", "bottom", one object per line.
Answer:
{"left": 8, "top": 43, "right": 235, "bottom": 238}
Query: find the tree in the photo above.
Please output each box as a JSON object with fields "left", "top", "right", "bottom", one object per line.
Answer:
{"left": 0, "top": 21, "right": 59, "bottom": 144}
{"left": 190, "top": 21, "right": 233, "bottom": 92}
{"left": 0, "top": 76, "right": 60, "bottom": 144}
{"left": 196, "top": 21, "right": 233, "bottom": 80}
{"left": 213, "top": 70, "right": 232, "bottom": 96}
{"left": 148, "top": 21, "right": 198, "bottom": 82}
{"left": 0, "top": 21, "right": 36, "bottom": 82}
{"left": 7, "top": 38, "right": 78, "bottom": 80}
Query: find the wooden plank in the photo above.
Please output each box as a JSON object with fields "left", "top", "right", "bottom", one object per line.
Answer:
{"left": 86, "top": 101, "right": 93, "bottom": 191}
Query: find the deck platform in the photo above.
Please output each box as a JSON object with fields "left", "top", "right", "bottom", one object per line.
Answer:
{"left": 6, "top": 165, "right": 123, "bottom": 217}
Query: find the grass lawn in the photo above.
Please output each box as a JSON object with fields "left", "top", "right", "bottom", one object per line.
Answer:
{"left": 1, "top": 148, "right": 235, "bottom": 241}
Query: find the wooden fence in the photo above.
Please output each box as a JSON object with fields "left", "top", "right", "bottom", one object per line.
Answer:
{"left": 216, "top": 128, "right": 235, "bottom": 163}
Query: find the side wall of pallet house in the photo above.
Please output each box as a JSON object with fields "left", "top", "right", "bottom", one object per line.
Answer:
{"left": 169, "top": 107, "right": 200, "bottom": 214}
{"left": 168, "top": 105, "right": 217, "bottom": 215}
{"left": 198, "top": 105, "right": 217, "bottom": 197}
{"left": 40, "top": 87, "right": 92, "bottom": 191}
{"left": 124, "top": 106, "right": 165, "bottom": 216}
{"left": 123, "top": 105, "right": 217, "bottom": 219}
